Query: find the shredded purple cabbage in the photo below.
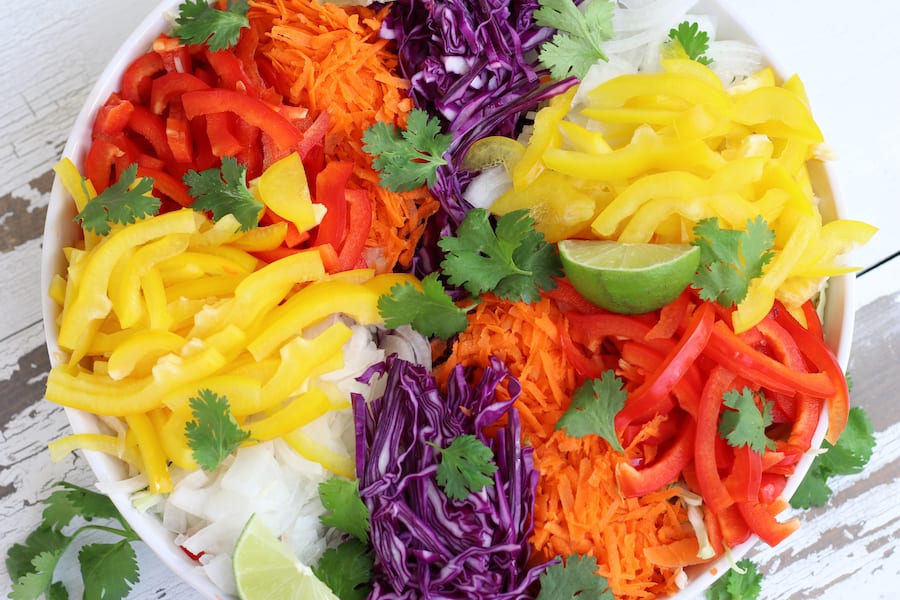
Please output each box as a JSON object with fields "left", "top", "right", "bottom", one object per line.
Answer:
{"left": 382, "top": 0, "right": 578, "bottom": 274}
{"left": 352, "top": 355, "right": 546, "bottom": 599}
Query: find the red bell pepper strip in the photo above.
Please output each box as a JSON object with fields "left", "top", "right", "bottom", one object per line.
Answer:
{"left": 694, "top": 365, "right": 738, "bottom": 514}
{"left": 92, "top": 94, "right": 135, "bottom": 138}
{"left": 317, "top": 242, "right": 342, "bottom": 273}
{"left": 736, "top": 498, "right": 799, "bottom": 547}
{"left": 801, "top": 300, "right": 824, "bottom": 340}
{"left": 121, "top": 51, "right": 165, "bottom": 104}
{"left": 205, "top": 112, "right": 243, "bottom": 158}
{"left": 646, "top": 289, "right": 691, "bottom": 340}
{"left": 617, "top": 419, "right": 696, "bottom": 497}
{"left": 616, "top": 302, "right": 714, "bottom": 430}
{"left": 705, "top": 321, "right": 835, "bottom": 398}
{"left": 85, "top": 138, "right": 125, "bottom": 192}
{"left": 723, "top": 444, "right": 763, "bottom": 504}
{"left": 337, "top": 189, "right": 372, "bottom": 271}
{"left": 775, "top": 303, "right": 849, "bottom": 445}
{"left": 181, "top": 89, "right": 303, "bottom": 152}
{"left": 149, "top": 72, "right": 210, "bottom": 114}
{"left": 758, "top": 471, "right": 788, "bottom": 505}
{"left": 558, "top": 317, "right": 605, "bottom": 380}
{"left": 137, "top": 166, "right": 193, "bottom": 208}
{"left": 716, "top": 504, "right": 751, "bottom": 548}
{"left": 164, "top": 103, "right": 193, "bottom": 165}
{"left": 566, "top": 311, "right": 653, "bottom": 345}
{"left": 152, "top": 33, "right": 193, "bottom": 75}
{"left": 313, "top": 161, "right": 354, "bottom": 249}
{"left": 127, "top": 106, "right": 173, "bottom": 163}
{"left": 205, "top": 48, "right": 259, "bottom": 96}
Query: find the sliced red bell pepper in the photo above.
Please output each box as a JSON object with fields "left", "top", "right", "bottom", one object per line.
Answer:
{"left": 92, "top": 94, "right": 135, "bottom": 138}
{"left": 165, "top": 104, "right": 193, "bottom": 164}
{"left": 121, "top": 51, "right": 165, "bottom": 104}
{"left": 205, "top": 48, "right": 259, "bottom": 96}
{"left": 337, "top": 189, "right": 372, "bottom": 271}
{"left": 758, "top": 471, "right": 788, "bottom": 505}
{"left": 736, "top": 498, "right": 799, "bottom": 547}
{"left": 85, "top": 138, "right": 125, "bottom": 192}
{"left": 565, "top": 311, "right": 652, "bottom": 346}
{"left": 137, "top": 166, "right": 193, "bottom": 208}
{"left": 646, "top": 290, "right": 692, "bottom": 340}
{"left": 801, "top": 300, "right": 824, "bottom": 340}
{"left": 617, "top": 418, "right": 696, "bottom": 497}
{"left": 723, "top": 444, "right": 763, "bottom": 504}
{"left": 127, "top": 106, "right": 173, "bottom": 163}
{"left": 716, "top": 504, "right": 751, "bottom": 548}
{"left": 205, "top": 111, "right": 243, "bottom": 158}
{"left": 149, "top": 72, "right": 210, "bottom": 114}
{"left": 152, "top": 33, "right": 193, "bottom": 74}
{"left": 775, "top": 302, "right": 849, "bottom": 445}
{"left": 705, "top": 321, "right": 835, "bottom": 398}
{"left": 694, "top": 365, "right": 738, "bottom": 514}
{"left": 313, "top": 161, "right": 354, "bottom": 249}
{"left": 544, "top": 277, "right": 607, "bottom": 314}
{"left": 181, "top": 89, "right": 303, "bottom": 152}
{"left": 558, "top": 317, "right": 605, "bottom": 380}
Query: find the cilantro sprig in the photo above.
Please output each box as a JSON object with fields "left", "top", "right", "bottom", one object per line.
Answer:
{"left": 362, "top": 109, "right": 452, "bottom": 192}
{"left": 791, "top": 406, "right": 876, "bottom": 509}
{"left": 318, "top": 478, "right": 371, "bottom": 544}
{"left": 377, "top": 273, "right": 475, "bottom": 340}
{"left": 555, "top": 370, "right": 626, "bottom": 453}
{"left": 535, "top": 0, "right": 615, "bottom": 80}
{"left": 74, "top": 163, "right": 160, "bottom": 236}
{"left": 6, "top": 482, "right": 141, "bottom": 600}
{"left": 183, "top": 156, "right": 263, "bottom": 231}
{"left": 315, "top": 479, "right": 374, "bottom": 599}
{"left": 667, "top": 21, "right": 713, "bottom": 66}
{"left": 174, "top": 0, "right": 250, "bottom": 52}
{"left": 439, "top": 208, "right": 563, "bottom": 303}
{"left": 427, "top": 434, "right": 498, "bottom": 501}
{"left": 184, "top": 389, "right": 250, "bottom": 471}
{"left": 536, "top": 554, "right": 615, "bottom": 600}
{"left": 718, "top": 387, "right": 776, "bottom": 454}
{"left": 706, "top": 558, "right": 763, "bottom": 600}
{"left": 691, "top": 216, "right": 775, "bottom": 307}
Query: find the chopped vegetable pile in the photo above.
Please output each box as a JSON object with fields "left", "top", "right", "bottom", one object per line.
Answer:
{"left": 18, "top": 0, "right": 880, "bottom": 599}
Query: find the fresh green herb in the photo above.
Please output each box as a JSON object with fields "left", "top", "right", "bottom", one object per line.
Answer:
{"left": 174, "top": 0, "right": 250, "bottom": 51}
{"left": 311, "top": 539, "right": 373, "bottom": 600}
{"left": 718, "top": 387, "right": 776, "bottom": 453}
{"left": 791, "top": 407, "right": 876, "bottom": 509}
{"left": 667, "top": 21, "right": 713, "bottom": 66}
{"left": 536, "top": 554, "right": 615, "bottom": 600}
{"left": 183, "top": 156, "right": 263, "bottom": 231}
{"left": 318, "top": 478, "right": 371, "bottom": 544}
{"left": 184, "top": 389, "right": 250, "bottom": 471}
{"left": 534, "top": 0, "right": 615, "bottom": 80}
{"left": 427, "top": 434, "right": 498, "bottom": 501}
{"left": 706, "top": 558, "right": 763, "bottom": 600}
{"left": 438, "top": 208, "right": 562, "bottom": 303}
{"left": 691, "top": 216, "right": 775, "bottom": 307}
{"left": 7, "top": 482, "right": 141, "bottom": 600}
{"left": 361, "top": 108, "right": 452, "bottom": 192}
{"left": 377, "top": 273, "right": 475, "bottom": 340}
{"left": 74, "top": 163, "right": 160, "bottom": 236}
{"left": 554, "top": 370, "right": 626, "bottom": 453}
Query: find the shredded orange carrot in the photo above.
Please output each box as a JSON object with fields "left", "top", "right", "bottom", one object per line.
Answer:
{"left": 436, "top": 294, "right": 697, "bottom": 600}
{"left": 249, "top": 0, "right": 439, "bottom": 272}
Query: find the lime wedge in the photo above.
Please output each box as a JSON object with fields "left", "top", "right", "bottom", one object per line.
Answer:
{"left": 558, "top": 239, "right": 701, "bottom": 314}
{"left": 233, "top": 514, "right": 338, "bottom": 600}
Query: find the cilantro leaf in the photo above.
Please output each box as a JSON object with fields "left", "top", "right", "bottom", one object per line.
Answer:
{"left": 183, "top": 156, "right": 263, "bottom": 231}
{"left": 668, "top": 21, "right": 713, "bottom": 66}
{"left": 536, "top": 554, "right": 615, "bottom": 600}
{"left": 42, "top": 482, "right": 123, "bottom": 531}
{"left": 79, "top": 541, "right": 140, "bottom": 600}
{"left": 10, "top": 550, "right": 62, "bottom": 600}
{"left": 791, "top": 407, "right": 875, "bottom": 509}
{"left": 377, "top": 273, "right": 474, "bottom": 340}
{"left": 174, "top": 0, "right": 250, "bottom": 51}
{"left": 555, "top": 371, "right": 626, "bottom": 453}
{"left": 718, "top": 388, "right": 776, "bottom": 453}
{"left": 184, "top": 389, "right": 250, "bottom": 471}
{"left": 312, "top": 539, "right": 373, "bottom": 600}
{"left": 427, "top": 434, "right": 498, "bottom": 501}
{"left": 438, "top": 208, "right": 562, "bottom": 303}
{"left": 6, "top": 526, "right": 68, "bottom": 583}
{"left": 706, "top": 558, "right": 763, "bottom": 600}
{"left": 535, "top": 0, "right": 615, "bottom": 80}
{"left": 691, "top": 217, "right": 775, "bottom": 307}
{"left": 362, "top": 109, "right": 452, "bottom": 192}
{"left": 318, "top": 478, "right": 371, "bottom": 544}
{"left": 74, "top": 163, "right": 160, "bottom": 235}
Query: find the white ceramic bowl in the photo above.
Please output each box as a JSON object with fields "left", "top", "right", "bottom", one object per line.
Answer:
{"left": 40, "top": 0, "right": 853, "bottom": 598}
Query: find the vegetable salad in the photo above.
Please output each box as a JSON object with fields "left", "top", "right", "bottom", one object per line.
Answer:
{"left": 31, "top": 0, "right": 877, "bottom": 598}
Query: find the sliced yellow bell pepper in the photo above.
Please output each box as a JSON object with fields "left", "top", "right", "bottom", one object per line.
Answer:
{"left": 256, "top": 152, "right": 322, "bottom": 233}
{"left": 247, "top": 387, "right": 332, "bottom": 441}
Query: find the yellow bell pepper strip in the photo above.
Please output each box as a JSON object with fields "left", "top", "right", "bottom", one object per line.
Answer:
{"left": 54, "top": 157, "right": 102, "bottom": 250}
{"left": 247, "top": 386, "right": 333, "bottom": 441}
{"left": 659, "top": 58, "right": 724, "bottom": 90}
{"left": 164, "top": 274, "right": 244, "bottom": 303}
{"left": 587, "top": 71, "right": 732, "bottom": 116}
{"left": 107, "top": 330, "right": 186, "bottom": 380}
{"left": 257, "top": 321, "right": 352, "bottom": 414}
{"left": 195, "top": 243, "right": 260, "bottom": 273}
{"left": 556, "top": 120, "right": 612, "bottom": 155}
{"left": 110, "top": 233, "right": 191, "bottom": 329}
{"left": 545, "top": 126, "right": 726, "bottom": 182}
{"left": 230, "top": 221, "right": 289, "bottom": 252}
{"left": 726, "top": 66, "right": 777, "bottom": 96}
{"left": 157, "top": 249, "right": 254, "bottom": 282}
{"left": 125, "top": 413, "right": 173, "bottom": 494}
{"left": 731, "top": 86, "right": 824, "bottom": 144}
{"left": 57, "top": 209, "right": 201, "bottom": 352}
{"left": 512, "top": 88, "right": 576, "bottom": 190}
{"left": 162, "top": 374, "right": 262, "bottom": 416}
{"left": 247, "top": 279, "right": 382, "bottom": 360}
{"left": 48, "top": 433, "right": 144, "bottom": 471}
{"left": 48, "top": 274, "right": 67, "bottom": 307}
{"left": 156, "top": 408, "right": 198, "bottom": 470}
{"left": 141, "top": 266, "right": 172, "bottom": 330}
{"left": 283, "top": 429, "right": 355, "bottom": 479}
{"left": 362, "top": 272, "right": 422, "bottom": 297}
{"left": 256, "top": 151, "right": 321, "bottom": 234}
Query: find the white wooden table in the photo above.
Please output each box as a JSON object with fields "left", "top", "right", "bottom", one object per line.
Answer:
{"left": 2, "top": 1, "right": 898, "bottom": 598}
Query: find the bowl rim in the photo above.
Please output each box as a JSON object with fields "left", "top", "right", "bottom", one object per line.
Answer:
{"left": 39, "top": 0, "right": 854, "bottom": 598}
